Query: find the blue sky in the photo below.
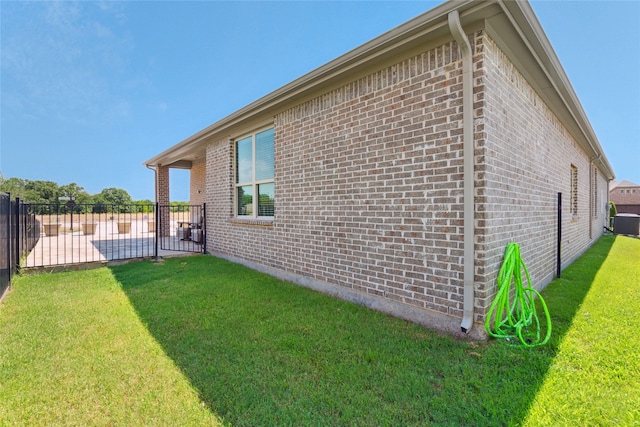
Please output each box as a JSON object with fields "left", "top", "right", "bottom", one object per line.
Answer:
{"left": 1, "top": 1, "right": 639, "bottom": 202}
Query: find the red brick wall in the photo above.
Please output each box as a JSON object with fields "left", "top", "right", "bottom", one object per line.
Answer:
{"left": 157, "top": 165, "right": 170, "bottom": 237}
{"left": 610, "top": 186, "right": 640, "bottom": 207}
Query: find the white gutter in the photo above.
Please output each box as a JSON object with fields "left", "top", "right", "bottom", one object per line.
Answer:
{"left": 448, "top": 10, "right": 475, "bottom": 333}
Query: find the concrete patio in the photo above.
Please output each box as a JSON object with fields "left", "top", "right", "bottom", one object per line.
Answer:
{"left": 24, "top": 219, "right": 202, "bottom": 269}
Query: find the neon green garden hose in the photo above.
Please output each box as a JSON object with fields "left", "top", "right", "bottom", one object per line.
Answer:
{"left": 485, "top": 243, "right": 552, "bottom": 347}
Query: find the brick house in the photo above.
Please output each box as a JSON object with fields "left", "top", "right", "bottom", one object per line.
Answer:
{"left": 610, "top": 180, "right": 640, "bottom": 215}
{"left": 145, "top": 0, "right": 614, "bottom": 337}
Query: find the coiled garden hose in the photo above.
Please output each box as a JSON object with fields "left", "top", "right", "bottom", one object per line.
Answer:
{"left": 485, "top": 243, "right": 552, "bottom": 347}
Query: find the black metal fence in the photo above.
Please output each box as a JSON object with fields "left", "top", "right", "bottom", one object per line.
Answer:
{"left": 1, "top": 194, "right": 41, "bottom": 299}
{"left": 23, "top": 203, "right": 158, "bottom": 267}
{"left": 0, "top": 199, "right": 205, "bottom": 283}
{"left": 158, "top": 204, "right": 206, "bottom": 253}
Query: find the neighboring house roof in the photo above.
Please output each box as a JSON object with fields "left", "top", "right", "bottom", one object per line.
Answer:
{"left": 611, "top": 180, "right": 640, "bottom": 190}
{"left": 144, "top": 0, "right": 614, "bottom": 180}
{"left": 610, "top": 179, "right": 640, "bottom": 206}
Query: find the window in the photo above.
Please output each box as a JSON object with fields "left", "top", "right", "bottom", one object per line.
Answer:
{"left": 570, "top": 164, "right": 578, "bottom": 216}
{"left": 235, "top": 127, "right": 275, "bottom": 217}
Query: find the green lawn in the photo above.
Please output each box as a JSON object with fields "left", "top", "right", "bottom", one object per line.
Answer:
{"left": 0, "top": 234, "right": 638, "bottom": 426}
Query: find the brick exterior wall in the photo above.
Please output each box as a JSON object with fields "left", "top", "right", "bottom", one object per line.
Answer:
{"left": 205, "top": 36, "right": 471, "bottom": 327}
{"left": 611, "top": 186, "right": 640, "bottom": 205}
{"left": 189, "top": 160, "right": 207, "bottom": 206}
{"left": 474, "top": 33, "right": 609, "bottom": 320}
{"left": 157, "top": 165, "right": 170, "bottom": 237}
{"left": 205, "top": 138, "right": 234, "bottom": 255}
{"left": 202, "top": 29, "right": 610, "bottom": 333}
{"left": 275, "top": 39, "right": 471, "bottom": 319}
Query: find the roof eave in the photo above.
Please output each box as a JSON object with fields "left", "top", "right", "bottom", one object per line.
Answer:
{"left": 143, "top": 0, "right": 479, "bottom": 167}
{"left": 495, "top": 0, "right": 615, "bottom": 179}
{"left": 145, "top": 0, "right": 615, "bottom": 181}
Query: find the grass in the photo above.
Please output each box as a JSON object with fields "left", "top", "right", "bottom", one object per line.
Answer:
{"left": 0, "top": 234, "right": 638, "bottom": 426}
{"left": 0, "top": 268, "right": 219, "bottom": 426}
{"left": 522, "top": 235, "right": 640, "bottom": 425}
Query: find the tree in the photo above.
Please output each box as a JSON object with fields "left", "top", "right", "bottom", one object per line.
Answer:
{"left": 134, "top": 199, "right": 154, "bottom": 214}
{"left": 24, "top": 180, "right": 60, "bottom": 203}
{"left": 0, "top": 177, "right": 28, "bottom": 199}
{"left": 59, "top": 183, "right": 87, "bottom": 199}
{"left": 0, "top": 179, "right": 60, "bottom": 214}
{"left": 59, "top": 183, "right": 91, "bottom": 213}
{"left": 90, "top": 194, "right": 109, "bottom": 214}
{"left": 609, "top": 201, "right": 617, "bottom": 229}
{"left": 169, "top": 201, "right": 190, "bottom": 213}
{"left": 99, "top": 188, "right": 133, "bottom": 213}
{"left": 0, "top": 176, "right": 141, "bottom": 215}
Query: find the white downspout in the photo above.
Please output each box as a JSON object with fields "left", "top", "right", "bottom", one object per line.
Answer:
{"left": 146, "top": 164, "right": 158, "bottom": 203}
{"left": 448, "top": 11, "right": 475, "bottom": 333}
{"left": 589, "top": 154, "right": 602, "bottom": 239}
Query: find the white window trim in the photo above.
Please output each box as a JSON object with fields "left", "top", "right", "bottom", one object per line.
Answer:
{"left": 234, "top": 126, "right": 275, "bottom": 219}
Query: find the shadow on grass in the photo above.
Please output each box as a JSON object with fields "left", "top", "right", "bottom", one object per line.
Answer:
{"left": 110, "top": 236, "right": 615, "bottom": 426}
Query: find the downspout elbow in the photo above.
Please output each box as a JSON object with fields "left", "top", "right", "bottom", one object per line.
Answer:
{"left": 448, "top": 11, "right": 475, "bottom": 334}
{"left": 146, "top": 164, "right": 158, "bottom": 204}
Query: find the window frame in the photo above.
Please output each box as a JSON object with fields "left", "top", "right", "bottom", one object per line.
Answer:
{"left": 234, "top": 126, "right": 275, "bottom": 219}
{"left": 570, "top": 164, "right": 578, "bottom": 217}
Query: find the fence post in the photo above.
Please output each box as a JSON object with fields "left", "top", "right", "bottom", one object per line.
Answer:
{"left": 557, "top": 192, "right": 562, "bottom": 278}
{"left": 154, "top": 202, "right": 159, "bottom": 260}
{"left": 14, "top": 198, "right": 20, "bottom": 274}
{"left": 5, "top": 193, "right": 11, "bottom": 287}
{"left": 202, "top": 203, "right": 207, "bottom": 254}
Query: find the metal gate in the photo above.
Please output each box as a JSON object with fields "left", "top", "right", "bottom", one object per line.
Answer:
{"left": 157, "top": 204, "right": 206, "bottom": 253}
